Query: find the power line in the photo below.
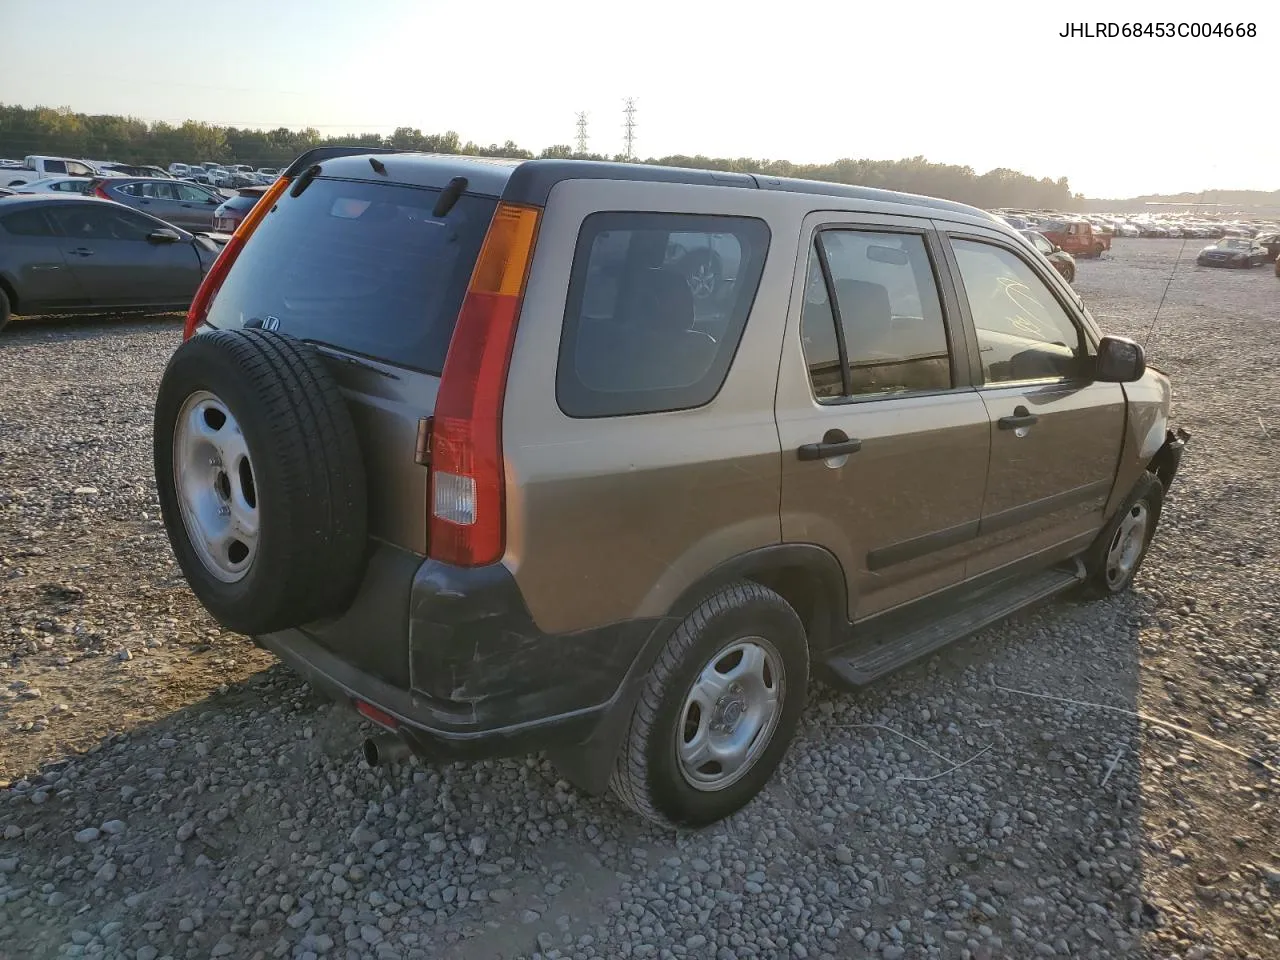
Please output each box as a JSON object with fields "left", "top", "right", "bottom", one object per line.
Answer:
{"left": 622, "top": 98, "right": 636, "bottom": 161}
{"left": 575, "top": 112, "right": 589, "bottom": 155}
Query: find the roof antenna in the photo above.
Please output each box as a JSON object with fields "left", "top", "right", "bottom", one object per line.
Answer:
{"left": 1142, "top": 180, "right": 1212, "bottom": 352}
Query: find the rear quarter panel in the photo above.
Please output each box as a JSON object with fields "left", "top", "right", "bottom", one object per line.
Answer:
{"left": 500, "top": 180, "right": 808, "bottom": 635}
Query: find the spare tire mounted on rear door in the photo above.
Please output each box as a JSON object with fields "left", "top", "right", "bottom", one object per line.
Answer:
{"left": 154, "top": 328, "right": 368, "bottom": 635}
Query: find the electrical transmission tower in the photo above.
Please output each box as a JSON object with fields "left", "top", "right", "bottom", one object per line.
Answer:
{"left": 575, "top": 112, "right": 589, "bottom": 154}
{"left": 622, "top": 98, "right": 637, "bottom": 160}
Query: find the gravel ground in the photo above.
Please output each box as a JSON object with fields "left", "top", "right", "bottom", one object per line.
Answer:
{"left": 1, "top": 242, "right": 1277, "bottom": 960}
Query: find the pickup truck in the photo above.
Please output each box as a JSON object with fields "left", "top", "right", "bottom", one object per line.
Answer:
{"left": 1, "top": 155, "right": 102, "bottom": 188}
{"left": 1038, "top": 218, "right": 1111, "bottom": 258}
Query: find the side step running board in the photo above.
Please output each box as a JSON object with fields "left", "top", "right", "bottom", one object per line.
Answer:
{"left": 822, "top": 567, "right": 1083, "bottom": 688}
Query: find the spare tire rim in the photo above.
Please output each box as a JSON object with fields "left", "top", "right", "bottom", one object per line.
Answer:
{"left": 1105, "top": 501, "right": 1149, "bottom": 588}
{"left": 676, "top": 637, "right": 785, "bottom": 792}
{"left": 173, "top": 390, "right": 259, "bottom": 583}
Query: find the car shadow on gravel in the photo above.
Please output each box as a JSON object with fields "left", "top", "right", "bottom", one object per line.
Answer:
{"left": 0, "top": 589, "right": 1162, "bottom": 960}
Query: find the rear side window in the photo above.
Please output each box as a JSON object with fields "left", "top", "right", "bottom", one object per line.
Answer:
{"left": 220, "top": 194, "right": 260, "bottom": 212}
{"left": 557, "top": 212, "right": 770, "bottom": 418}
{"left": 799, "top": 230, "right": 952, "bottom": 400}
{"left": 0, "top": 209, "right": 55, "bottom": 237}
{"left": 205, "top": 178, "right": 497, "bottom": 375}
{"left": 43, "top": 159, "right": 67, "bottom": 174}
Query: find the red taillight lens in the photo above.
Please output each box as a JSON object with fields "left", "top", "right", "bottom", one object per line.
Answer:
{"left": 93, "top": 183, "right": 111, "bottom": 200}
{"left": 428, "top": 203, "right": 541, "bottom": 567}
{"left": 182, "top": 175, "right": 291, "bottom": 340}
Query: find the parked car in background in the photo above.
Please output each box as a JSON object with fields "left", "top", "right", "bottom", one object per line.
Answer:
{"left": 254, "top": 167, "right": 279, "bottom": 184}
{"left": 0, "top": 194, "right": 220, "bottom": 334}
{"left": 1196, "top": 237, "right": 1269, "bottom": 268}
{"left": 169, "top": 162, "right": 192, "bottom": 177}
{"left": 1039, "top": 218, "right": 1111, "bottom": 258}
{"left": 1, "top": 155, "right": 101, "bottom": 188}
{"left": 209, "top": 168, "right": 234, "bottom": 189}
{"left": 99, "top": 163, "right": 173, "bottom": 179}
{"left": 1021, "top": 229, "right": 1077, "bottom": 283}
{"left": 88, "top": 176, "right": 225, "bottom": 231}
{"left": 211, "top": 184, "right": 269, "bottom": 233}
{"left": 186, "top": 167, "right": 214, "bottom": 185}
{"left": 13, "top": 176, "right": 99, "bottom": 195}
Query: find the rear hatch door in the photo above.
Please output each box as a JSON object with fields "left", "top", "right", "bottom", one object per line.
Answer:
{"left": 204, "top": 174, "right": 498, "bottom": 555}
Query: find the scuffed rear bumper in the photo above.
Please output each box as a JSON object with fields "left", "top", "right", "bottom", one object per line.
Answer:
{"left": 255, "top": 547, "right": 670, "bottom": 764}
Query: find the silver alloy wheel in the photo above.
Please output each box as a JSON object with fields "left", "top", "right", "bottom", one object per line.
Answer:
{"left": 1105, "top": 501, "right": 1149, "bottom": 589}
{"left": 173, "top": 390, "right": 259, "bottom": 583}
{"left": 687, "top": 261, "right": 717, "bottom": 300}
{"left": 676, "top": 637, "right": 785, "bottom": 792}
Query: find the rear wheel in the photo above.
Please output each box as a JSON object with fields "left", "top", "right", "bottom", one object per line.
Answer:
{"left": 1094, "top": 243, "right": 1105, "bottom": 258}
{"left": 1062, "top": 263, "right": 1075, "bottom": 284}
{"left": 610, "top": 582, "right": 808, "bottom": 827}
{"left": 0, "top": 287, "right": 10, "bottom": 334}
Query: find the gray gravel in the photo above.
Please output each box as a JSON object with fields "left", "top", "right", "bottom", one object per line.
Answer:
{"left": 2, "top": 244, "right": 1278, "bottom": 959}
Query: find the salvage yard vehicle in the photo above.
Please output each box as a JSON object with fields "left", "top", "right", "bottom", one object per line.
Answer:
{"left": 88, "top": 176, "right": 226, "bottom": 231}
{"left": 12, "top": 176, "right": 98, "bottom": 195}
{"left": 153, "top": 150, "right": 1189, "bottom": 827}
{"left": 0, "top": 195, "right": 220, "bottom": 334}
{"left": 1038, "top": 218, "right": 1111, "bottom": 258}
{"left": 1021, "top": 229, "right": 1077, "bottom": 283}
{"left": 1, "top": 155, "right": 101, "bottom": 188}
{"left": 1196, "top": 236, "right": 1269, "bottom": 268}
{"left": 210, "top": 184, "right": 269, "bottom": 232}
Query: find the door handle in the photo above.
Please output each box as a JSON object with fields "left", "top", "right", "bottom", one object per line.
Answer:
{"left": 998, "top": 405, "right": 1038, "bottom": 430}
{"left": 798, "top": 430, "right": 863, "bottom": 461}
{"left": 68, "top": 248, "right": 94, "bottom": 257}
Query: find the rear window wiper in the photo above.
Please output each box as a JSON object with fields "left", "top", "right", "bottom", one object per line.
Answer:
{"left": 305, "top": 342, "right": 402, "bottom": 380}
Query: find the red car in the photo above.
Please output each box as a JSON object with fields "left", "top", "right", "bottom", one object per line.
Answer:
{"left": 211, "top": 185, "right": 269, "bottom": 233}
{"left": 1038, "top": 218, "right": 1111, "bottom": 259}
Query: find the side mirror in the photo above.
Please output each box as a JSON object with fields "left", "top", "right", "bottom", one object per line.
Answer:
{"left": 1095, "top": 335, "right": 1146, "bottom": 383}
{"left": 147, "top": 228, "right": 181, "bottom": 244}
{"left": 207, "top": 197, "right": 220, "bottom": 204}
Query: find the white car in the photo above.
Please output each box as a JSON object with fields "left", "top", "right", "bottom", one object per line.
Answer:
{"left": 209, "top": 168, "right": 234, "bottom": 188}
{"left": 1, "top": 155, "right": 100, "bottom": 188}
{"left": 13, "top": 176, "right": 98, "bottom": 195}
{"left": 254, "top": 167, "right": 279, "bottom": 184}
{"left": 169, "top": 162, "right": 191, "bottom": 177}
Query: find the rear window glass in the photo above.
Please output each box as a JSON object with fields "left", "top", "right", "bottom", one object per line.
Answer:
{"left": 205, "top": 177, "right": 496, "bottom": 375}
{"left": 220, "top": 194, "right": 260, "bottom": 212}
{"left": 557, "top": 212, "right": 770, "bottom": 418}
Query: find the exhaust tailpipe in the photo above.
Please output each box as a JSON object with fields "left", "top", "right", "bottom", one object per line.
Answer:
{"left": 362, "top": 734, "right": 411, "bottom": 767}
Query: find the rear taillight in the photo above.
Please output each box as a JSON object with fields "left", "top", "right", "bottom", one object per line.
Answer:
{"left": 93, "top": 182, "right": 111, "bottom": 200}
{"left": 427, "top": 203, "right": 541, "bottom": 567}
{"left": 182, "top": 174, "right": 291, "bottom": 340}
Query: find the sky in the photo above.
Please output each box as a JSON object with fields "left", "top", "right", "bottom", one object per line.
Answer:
{"left": 4, "top": 0, "right": 1275, "bottom": 198}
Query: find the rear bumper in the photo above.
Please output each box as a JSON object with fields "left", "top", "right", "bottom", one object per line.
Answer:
{"left": 257, "top": 548, "right": 670, "bottom": 762}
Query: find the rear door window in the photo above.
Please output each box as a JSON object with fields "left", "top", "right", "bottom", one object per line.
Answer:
{"left": 557, "top": 212, "right": 770, "bottom": 418}
{"left": 0, "top": 208, "right": 56, "bottom": 236}
{"left": 204, "top": 177, "right": 497, "bottom": 375}
{"left": 799, "top": 230, "right": 952, "bottom": 399}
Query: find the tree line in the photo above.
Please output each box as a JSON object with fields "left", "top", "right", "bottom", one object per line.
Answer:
{"left": 1, "top": 103, "right": 1081, "bottom": 210}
